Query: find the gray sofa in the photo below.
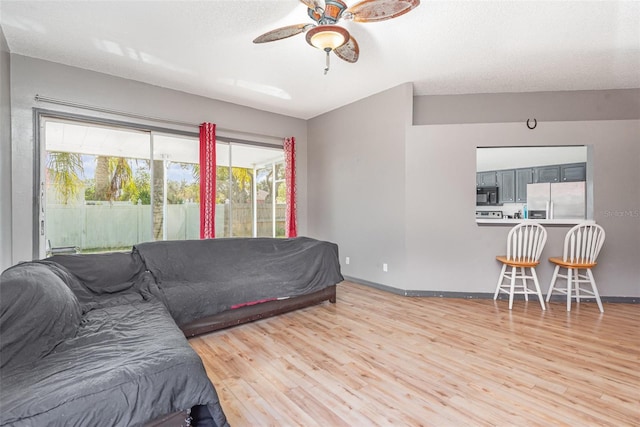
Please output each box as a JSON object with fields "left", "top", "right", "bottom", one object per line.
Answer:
{"left": 0, "top": 237, "right": 343, "bottom": 426}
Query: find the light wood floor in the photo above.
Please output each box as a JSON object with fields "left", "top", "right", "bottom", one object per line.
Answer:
{"left": 190, "top": 282, "right": 640, "bottom": 426}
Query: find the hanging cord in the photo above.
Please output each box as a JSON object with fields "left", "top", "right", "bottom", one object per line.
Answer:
{"left": 324, "top": 48, "right": 331, "bottom": 75}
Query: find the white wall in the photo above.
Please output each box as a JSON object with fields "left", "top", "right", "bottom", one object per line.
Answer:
{"left": 0, "top": 27, "right": 11, "bottom": 271}
{"left": 8, "top": 55, "right": 308, "bottom": 264}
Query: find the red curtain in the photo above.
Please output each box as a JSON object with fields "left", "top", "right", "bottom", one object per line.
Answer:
{"left": 284, "top": 137, "right": 297, "bottom": 238}
{"left": 199, "top": 123, "right": 216, "bottom": 239}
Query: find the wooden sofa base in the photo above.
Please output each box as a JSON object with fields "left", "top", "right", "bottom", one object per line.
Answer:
{"left": 181, "top": 285, "right": 337, "bottom": 338}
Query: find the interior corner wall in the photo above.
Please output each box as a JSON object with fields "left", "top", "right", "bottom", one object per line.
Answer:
{"left": 405, "top": 120, "right": 640, "bottom": 297}
{"left": 307, "top": 83, "right": 413, "bottom": 289}
{"left": 8, "top": 55, "right": 308, "bottom": 265}
{"left": 309, "top": 86, "right": 638, "bottom": 297}
{"left": 0, "top": 27, "right": 12, "bottom": 271}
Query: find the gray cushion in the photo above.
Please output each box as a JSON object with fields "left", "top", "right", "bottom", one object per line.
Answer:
{"left": 48, "top": 251, "right": 145, "bottom": 294}
{"left": 0, "top": 262, "right": 82, "bottom": 370}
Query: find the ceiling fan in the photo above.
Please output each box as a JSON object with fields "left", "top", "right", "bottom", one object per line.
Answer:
{"left": 253, "top": 0, "right": 420, "bottom": 74}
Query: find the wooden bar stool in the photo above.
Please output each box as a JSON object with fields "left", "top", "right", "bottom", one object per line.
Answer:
{"left": 546, "top": 223, "right": 605, "bottom": 312}
{"left": 494, "top": 223, "right": 548, "bottom": 310}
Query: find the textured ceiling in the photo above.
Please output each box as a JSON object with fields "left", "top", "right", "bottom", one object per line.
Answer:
{"left": 1, "top": 0, "right": 639, "bottom": 119}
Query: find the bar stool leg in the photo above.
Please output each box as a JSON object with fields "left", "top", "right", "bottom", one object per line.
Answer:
{"left": 566, "top": 268, "right": 573, "bottom": 312}
{"left": 587, "top": 269, "right": 604, "bottom": 313}
{"left": 494, "top": 264, "right": 507, "bottom": 300}
{"left": 546, "top": 265, "right": 560, "bottom": 303}
{"left": 530, "top": 267, "right": 546, "bottom": 310}
{"left": 509, "top": 266, "right": 516, "bottom": 310}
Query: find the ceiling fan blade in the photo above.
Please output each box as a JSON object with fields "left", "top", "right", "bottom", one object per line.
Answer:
{"left": 334, "top": 36, "right": 359, "bottom": 63}
{"left": 299, "top": 0, "right": 325, "bottom": 12}
{"left": 253, "top": 24, "right": 315, "bottom": 43}
{"left": 344, "top": 0, "right": 420, "bottom": 23}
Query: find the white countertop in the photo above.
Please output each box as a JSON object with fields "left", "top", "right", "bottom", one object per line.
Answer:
{"left": 476, "top": 218, "right": 595, "bottom": 226}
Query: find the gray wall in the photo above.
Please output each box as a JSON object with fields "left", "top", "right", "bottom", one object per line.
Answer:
{"left": 414, "top": 89, "right": 640, "bottom": 125}
{"left": 6, "top": 54, "right": 640, "bottom": 297}
{"left": 308, "top": 83, "right": 413, "bottom": 288}
{"left": 406, "top": 120, "right": 640, "bottom": 298}
{"left": 8, "top": 55, "right": 308, "bottom": 264}
{"left": 0, "top": 27, "right": 11, "bottom": 271}
{"left": 308, "top": 86, "right": 640, "bottom": 297}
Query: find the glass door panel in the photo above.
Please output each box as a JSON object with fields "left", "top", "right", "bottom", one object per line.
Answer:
{"left": 255, "top": 165, "right": 274, "bottom": 237}
{"left": 152, "top": 133, "right": 200, "bottom": 241}
{"left": 274, "top": 162, "right": 286, "bottom": 237}
{"left": 227, "top": 144, "right": 284, "bottom": 238}
{"left": 216, "top": 143, "right": 231, "bottom": 237}
{"left": 44, "top": 119, "right": 151, "bottom": 254}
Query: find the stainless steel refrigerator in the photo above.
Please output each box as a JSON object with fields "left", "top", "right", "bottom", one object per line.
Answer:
{"left": 526, "top": 182, "right": 586, "bottom": 220}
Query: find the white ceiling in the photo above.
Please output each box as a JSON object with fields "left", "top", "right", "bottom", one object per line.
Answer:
{"left": 1, "top": 1, "right": 639, "bottom": 120}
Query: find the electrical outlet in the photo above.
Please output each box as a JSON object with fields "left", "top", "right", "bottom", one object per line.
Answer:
{"left": 383, "top": 263, "right": 388, "bottom": 272}
{"left": 345, "top": 256, "right": 350, "bottom": 265}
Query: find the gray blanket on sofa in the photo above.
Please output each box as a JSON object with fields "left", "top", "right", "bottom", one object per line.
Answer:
{"left": 135, "top": 237, "right": 344, "bottom": 326}
{"left": 0, "top": 262, "right": 228, "bottom": 427}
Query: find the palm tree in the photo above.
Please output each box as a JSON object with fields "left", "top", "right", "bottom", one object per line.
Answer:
{"left": 94, "top": 156, "right": 133, "bottom": 201}
{"left": 231, "top": 167, "right": 253, "bottom": 204}
{"left": 95, "top": 156, "right": 110, "bottom": 201}
{"left": 47, "top": 151, "right": 84, "bottom": 204}
{"left": 152, "top": 159, "right": 164, "bottom": 240}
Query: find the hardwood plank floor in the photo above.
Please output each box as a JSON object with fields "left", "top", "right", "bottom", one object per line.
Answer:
{"left": 190, "top": 282, "right": 640, "bottom": 426}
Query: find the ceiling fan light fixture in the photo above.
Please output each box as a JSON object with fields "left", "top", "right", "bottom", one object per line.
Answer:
{"left": 305, "top": 25, "right": 349, "bottom": 51}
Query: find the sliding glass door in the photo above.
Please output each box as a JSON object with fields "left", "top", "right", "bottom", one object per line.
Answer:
{"left": 44, "top": 119, "right": 153, "bottom": 254}
{"left": 40, "top": 116, "right": 285, "bottom": 258}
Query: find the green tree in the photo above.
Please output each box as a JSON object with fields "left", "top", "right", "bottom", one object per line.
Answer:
{"left": 152, "top": 159, "right": 164, "bottom": 240}
{"left": 120, "top": 164, "right": 151, "bottom": 204}
{"left": 213, "top": 166, "right": 253, "bottom": 204}
{"left": 84, "top": 178, "right": 96, "bottom": 201}
{"left": 47, "top": 151, "right": 84, "bottom": 204}
{"left": 95, "top": 156, "right": 109, "bottom": 201}
{"left": 94, "top": 156, "right": 134, "bottom": 201}
{"left": 256, "top": 167, "right": 273, "bottom": 203}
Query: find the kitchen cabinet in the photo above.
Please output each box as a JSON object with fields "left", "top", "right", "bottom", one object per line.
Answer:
{"left": 477, "top": 163, "right": 585, "bottom": 205}
{"left": 535, "top": 165, "right": 560, "bottom": 183}
{"left": 516, "top": 168, "right": 534, "bottom": 203}
{"left": 497, "top": 170, "right": 515, "bottom": 203}
{"left": 560, "top": 163, "right": 586, "bottom": 182}
{"left": 477, "top": 171, "right": 497, "bottom": 187}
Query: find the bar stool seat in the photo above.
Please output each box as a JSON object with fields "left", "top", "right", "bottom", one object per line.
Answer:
{"left": 547, "top": 257, "right": 596, "bottom": 269}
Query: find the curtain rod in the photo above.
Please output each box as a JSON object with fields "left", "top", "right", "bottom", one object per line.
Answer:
{"left": 34, "top": 94, "right": 285, "bottom": 143}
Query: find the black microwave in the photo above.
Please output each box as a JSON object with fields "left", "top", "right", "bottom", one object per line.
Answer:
{"left": 477, "top": 186, "right": 500, "bottom": 206}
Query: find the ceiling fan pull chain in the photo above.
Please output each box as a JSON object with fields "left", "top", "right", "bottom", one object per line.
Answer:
{"left": 324, "top": 48, "right": 331, "bottom": 75}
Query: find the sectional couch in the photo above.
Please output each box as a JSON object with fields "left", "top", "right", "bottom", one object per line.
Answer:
{"left": 0, "top": 237, "right": 343, "bottom": 426}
